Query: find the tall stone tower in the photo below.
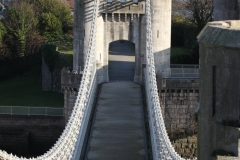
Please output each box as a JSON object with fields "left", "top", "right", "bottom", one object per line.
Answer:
{"left": 72, "top": 0, "right": 171, "bottom": 83}
{"left": 214, "top": 0, "right": 240, "bottom": 21}
{"left": 62, "top": 0, "right": 171, "bottom": 121}
{"left": 150, "top": 0, "right": 171, "bottom": 75}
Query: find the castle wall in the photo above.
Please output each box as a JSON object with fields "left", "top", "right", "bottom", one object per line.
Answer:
{"left": 102, "top": 16, "right": 142, "bottom": 82}
{"left": 198, "top": 21, "right": 240, "bottom": 160}
{"left": 0, "top": 116, "right": 64, "bottom": 157}
{"left": 157, "top": 78, "right": 199, "bottom": 134}
{"left": 61, "top": 70, "right": 82, "bottom": 123}
{"left": 99, "top": 0, "right": 146, "bottom": 83}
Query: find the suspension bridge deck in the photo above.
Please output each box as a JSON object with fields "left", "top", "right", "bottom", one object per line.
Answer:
{"left": 85, "top": 81, "right": 147, "bottom": 160}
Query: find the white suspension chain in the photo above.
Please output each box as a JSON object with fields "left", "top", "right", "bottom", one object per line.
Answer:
{"left": 145, "top": 0, "right": 196, "bottom": 159}
{"left": 0, "top": 0, "right": 99, "bottom": 159}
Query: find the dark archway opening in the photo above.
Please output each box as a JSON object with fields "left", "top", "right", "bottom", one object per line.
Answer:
{"left": 108, "top": 40, "right": 135, "bottom": 81}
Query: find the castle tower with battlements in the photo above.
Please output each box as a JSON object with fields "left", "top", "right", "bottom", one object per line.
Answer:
{"left": 72, "top": 0, "right": 171, "bottom": 83}
{"left": 61, "top": 0, "right": 172, "bottom": 121}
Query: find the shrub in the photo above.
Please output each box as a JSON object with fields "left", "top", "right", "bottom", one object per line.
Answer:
{"left": 39, "top": 13, "right": 62, "bottom": 41}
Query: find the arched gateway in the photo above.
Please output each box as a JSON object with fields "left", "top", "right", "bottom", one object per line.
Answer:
{"left": 108, "top": 40, "right": 135, "bottom": 81}
{"left": 72, "top": 0, "right": 171, "bottom": 84}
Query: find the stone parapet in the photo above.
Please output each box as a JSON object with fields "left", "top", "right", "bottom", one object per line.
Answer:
{"left": 61, "top": 68, "right": 82, "bottom": 91}
{"left": 157, "top": 77, "right": 199, "bottom": 90}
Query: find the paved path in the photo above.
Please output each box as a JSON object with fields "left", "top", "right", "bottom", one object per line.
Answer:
{"left": 85, "top": 82, "right": 146, "bottom": 160}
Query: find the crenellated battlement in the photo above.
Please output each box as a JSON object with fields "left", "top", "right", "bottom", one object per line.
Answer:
{"left": 61, "top": 68, "right": 82, "bottom": 91}
{"left": 101, "top": 0, "right": 145, "bottom": 14}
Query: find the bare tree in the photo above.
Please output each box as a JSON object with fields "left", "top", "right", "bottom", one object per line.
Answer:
{"left": 172, "top": 0, "right": 214, "bottom": 31}
{"left": 172, "top": 0, "right": 188, "bottom": 17}
{"left": 185, "top": 0, "right": 214, "bottom": 31}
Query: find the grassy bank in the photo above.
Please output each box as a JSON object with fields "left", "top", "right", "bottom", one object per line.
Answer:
{"left": 0, "top": 72, "right": 63, "bottom": 107}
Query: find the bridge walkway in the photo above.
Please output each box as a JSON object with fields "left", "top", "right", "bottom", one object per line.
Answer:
{"left": 85, "top": 81, "right": 147, "bottom": 160}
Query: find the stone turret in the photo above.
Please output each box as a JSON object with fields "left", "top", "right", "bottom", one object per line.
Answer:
{"left": 72, "top": 0, "right": 87, "bottom": 72}
{"left": 150, "top": 0, "right": 171, "bottom": 75}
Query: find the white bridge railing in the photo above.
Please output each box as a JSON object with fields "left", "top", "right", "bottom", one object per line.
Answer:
{"left": 0, "top": 0, "right": 99, "bottom": 158}
{"left": 145, "top": 0, "right": 196, "bottom": 159}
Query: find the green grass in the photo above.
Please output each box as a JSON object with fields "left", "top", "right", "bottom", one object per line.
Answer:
{"left": 0, "top": 73, "right": 64, "bottom": 107}
{"left": 52, "top": 34, "right": 73, "bottom": 55}
{"left": 171, "top": 47, "right": 192, "bottom": 64}
{"left": 171, "top": 47, "right": 190, "bottom": 57}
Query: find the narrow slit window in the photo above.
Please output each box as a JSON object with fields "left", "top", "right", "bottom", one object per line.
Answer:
{"left": 157, "top": 30, "right": 159, "bottom": 38}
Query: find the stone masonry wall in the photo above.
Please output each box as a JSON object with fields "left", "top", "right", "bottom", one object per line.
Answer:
{"left": 157, "top": 78, "right": 199, "bottom": 134}
{"left": 156, "top": 77, "right": 199, "bottom": 159}
{"left": 63, "top": 89, "right": 78, "bottom": 123}
{"left": 61, "top": 69, "right": 82, "bottom": 123}
{"left": 0, "top": 116, "right": 64, "bottom": 158}
{"left": 159, "top": 90, "right": 198, "bottom": 134}
{"left": 170, "top": 134, "right": 197, "bottom": 159}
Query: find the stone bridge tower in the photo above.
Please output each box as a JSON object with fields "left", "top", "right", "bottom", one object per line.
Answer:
{"left": 62, "top": 0, "right": 171, "bottom": 121}
{"left": 73, "top": 0, "right": 171, "bottom": 83}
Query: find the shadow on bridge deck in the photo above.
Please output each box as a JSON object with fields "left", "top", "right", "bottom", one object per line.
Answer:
{"left": 108, "top": 40, "right": 135, "bottom": 81}
{"left": 84, "top": 81, "right": 147, "bottom": 160}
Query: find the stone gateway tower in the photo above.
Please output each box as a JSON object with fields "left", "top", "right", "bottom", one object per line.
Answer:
{"left": 62, "top": 0, "right": 172, "bottom": 121}
{"left": 72, "top": 0, "right": 171, "bottom": 83}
